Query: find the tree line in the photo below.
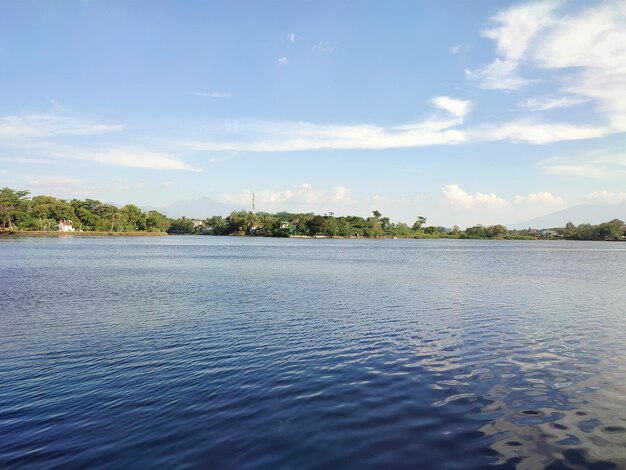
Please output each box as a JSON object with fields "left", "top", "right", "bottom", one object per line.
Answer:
{"left": 1, "top": 187, "right": 624, "bottom": 240}
{"left": 0, "top": 187, "right": 170, "bottom": 232}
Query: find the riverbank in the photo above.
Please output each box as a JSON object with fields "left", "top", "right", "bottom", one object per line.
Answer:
{"left": 0, "top": 231, "right": 168, "bottom": 237}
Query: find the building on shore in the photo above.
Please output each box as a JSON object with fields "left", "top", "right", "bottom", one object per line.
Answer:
{"left": 55, "top": 220, "right": 75, "bottom": 232}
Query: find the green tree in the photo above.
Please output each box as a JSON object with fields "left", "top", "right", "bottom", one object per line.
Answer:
{"left": 412, "top": 216, "right": 427, "bottom": 231}
{"left": 227, "top": 210, "right": 255, "bottom": 234}
{"left": 167, "top": 217, "right": 195, "bottom": 234}
{"left": 94, "top": 204, "right": 120, "bottom": 231}
{"left": 121, "top": 204, "right": 147, "bottom": 231}
{"left": 306, "top": 215, "right": 328, "bottom": 236}
{"left": 0, "top": 188, "right": 30, "bottom": 230}
{"left": 146, "top": 211, "right": 171, "bottom": 232}
{"left": 202, "top": 215, "right": 228, "bottom": 235}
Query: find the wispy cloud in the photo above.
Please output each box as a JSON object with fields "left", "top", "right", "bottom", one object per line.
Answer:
{"left": 287, "top": 32, "right": 298, "bottom": 43}
{"left": 27, "top": 175, "right": 92, "bottom": 199}
{"left": 0, "top": 112, "right": 200, "bottom": 172}
{"left": 0, "top": 114, "right": 122, "bottom": 139}
{"left": 586, "top": 190, "right": 626, "bottom": 204}
{"left": 468, "top": 1, "right": 626, "bottom": 131}
{"left": 449, "top": 43, "right": 469, "bottom": 54}
{"left": 277, "top": 56, "right": 288, "bottom": 64}
{"left": 517, "top": 96, "right": 588, "bottom": 112}
{"left": 312, "top": 41, "right": 334, "bottom": 54}
{"left": 195, "top": 91, "right": 233, "bottom": 98}
{"left": 541, "top": 151, "right": 626, "bottom": 179}
{"left": 0, "top": 156, "right": 67, "bottom": 166}
{"left": 74, "top": 147, "right": 202, "bottom": 172}
{"left": 183, "top": 104, "right": 608, "bottom": 153}
{"left": 514, "top": 191, "right": 565, "bottom": 206}
{"left": 467, "top": 1, "right": 559, "bottom": 90}
{"left": 185, "top": 117, "right": 467, "bottom": 152}
{"left": 466, "top": 58, "right": 534, "bottom": 91}
{"left": 12, "top": 142, "right": 201, "bottom": 172}
{"left": 472, "top": 120, "right": 607, "bottom": 145}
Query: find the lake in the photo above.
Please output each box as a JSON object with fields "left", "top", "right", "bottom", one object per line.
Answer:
{"left": 1, "top": 236, "right": 625, "bottom": 468}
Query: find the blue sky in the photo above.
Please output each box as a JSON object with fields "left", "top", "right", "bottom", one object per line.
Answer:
{"left": 1, "top": 0, "right": 625, "bottom": 226}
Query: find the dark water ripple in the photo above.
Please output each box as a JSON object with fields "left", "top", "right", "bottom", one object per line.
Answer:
{"left": 1, "top": 237, "right": 626, "bottom": 469}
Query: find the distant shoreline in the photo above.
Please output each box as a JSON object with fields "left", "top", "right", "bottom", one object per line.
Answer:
{"left": 2, "top": 231, "right": 623, "bottom": 241}
{"left": 0, "top": 231, "right": 168, "bottom": 237}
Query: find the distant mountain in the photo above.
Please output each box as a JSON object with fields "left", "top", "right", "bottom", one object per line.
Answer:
{"left": 509, "top": 201, "right": 626, "bottom": 229}
{"left": 154, "top": 197, "right": 240, "bottom": 219}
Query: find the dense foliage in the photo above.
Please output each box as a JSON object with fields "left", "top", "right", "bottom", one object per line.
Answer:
{"left": 1, "top": 187, "right": 624, "bottom": 240}
{"left": 0, "top": 187, "right": 170, "bottom": 233}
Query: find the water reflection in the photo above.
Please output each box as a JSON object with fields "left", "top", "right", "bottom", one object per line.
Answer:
{"left": 0, "top": 237, "right": 625, "bottom": 468}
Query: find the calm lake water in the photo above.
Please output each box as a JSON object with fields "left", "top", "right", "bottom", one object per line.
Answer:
{"left": 1, "top": 236, "right": 626, "bottom": 469}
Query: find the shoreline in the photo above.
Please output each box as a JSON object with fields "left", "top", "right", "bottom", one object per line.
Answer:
{"left": 1, "top": 231, "right": 623, "bottom": 241}
{"left": 0, "top": 231, "right": 168, "bottom": 237}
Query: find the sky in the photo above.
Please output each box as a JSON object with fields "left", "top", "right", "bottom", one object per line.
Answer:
{"left": 1, "top": 0, "right": 625, "bottom": 227}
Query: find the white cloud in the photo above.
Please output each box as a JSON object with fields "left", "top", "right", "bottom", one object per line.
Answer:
{"left": 469, "top": 1, "right": 626, "bottom": 130}
{"left": 195, "top": 91, "right": 233, "bottom": 98}
{"left": 185, "top": 115, "right": 468, "bottom": 152}
{"left": 466, "top": 58, "right": 533, "bottom": 91}
{"left": 13, "top": 142, "right": 201, "bottom": 172}
{"left": 531, "top": 1, "right": 626, "bottom": 130}
{"left": 184, "top": 3, "right": 626, "bottom": 153}
{"left": 217, "top": 183, "right": 352, "bottom": 208}
{"left": 287, "top": 32, "right": 297, "bottom": 43}
{"left": 278, "top": 56, "right": 288, "bottom": 64}
{"left": 482, "top": 1, "right": 560, "bottom": 61}
{"left": 467, "top": 1, "right": 560, "bottom": 90}
{"left": 441, "top": 186, "right": 568, "bottom": 225}
{"left": 517, "top": 96, "right": 588, "bottom": 112}
{"left": 514, "top": 191, "right": 565, "bottom": 205}
{"left": 449, "top": 44, "right": 468, "bottom": 54}
{"left": 27, "top": 176, "right": 91, "bottom": 198}
{"left": 543, "top": 162, "right": 607, "bottom": 178}
{"left": 586, "top": 191, "right": 626, "bottom": 204}
{"left": 442, "top": 184, "right": 509, "bottom": 207}
{"left": 68, "top": 147, "right": 201, "bottom": 172}
{"left": 431, "top": 96, "right": 472, "bottom": 119}
{"left": 185, "top": 111, "right": 608, "bottom": 152}
{"left": 312, "top": 41, "right": 334, "bottom": 54}
{"left": 0, "top": 114, "right": 122, "bottom": 139}
{"left": 541, "top": 151, "right": 626, "bottom": 178}
{"left": 0, "top": 157, "right": 64, "bottom": 165}
{"left": 474, "top": 120, "right": 607, "bottom": 144}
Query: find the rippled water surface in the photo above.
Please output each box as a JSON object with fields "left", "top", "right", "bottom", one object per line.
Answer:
{"left": 1, "top": 236, "right": 626, "bottom": 469}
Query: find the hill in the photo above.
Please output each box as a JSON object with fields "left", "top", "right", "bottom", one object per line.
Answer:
{"left": 509, "top": 201, "right": 626, "bottom": 229}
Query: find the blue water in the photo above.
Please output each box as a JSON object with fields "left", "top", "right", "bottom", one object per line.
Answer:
{"left": 1, "top": 236, "right": 625, "bottom": 468}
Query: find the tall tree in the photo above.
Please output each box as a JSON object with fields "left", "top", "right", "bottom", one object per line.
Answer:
{"left": 412, "top": 216, "right": 427, "bottom": 231}
{"left": 0, "top": 188, "right": 30, "bottom": 230}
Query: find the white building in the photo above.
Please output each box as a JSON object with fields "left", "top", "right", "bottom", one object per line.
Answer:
{"left": 55, "top": 219, "right": 75, "bottom": 232}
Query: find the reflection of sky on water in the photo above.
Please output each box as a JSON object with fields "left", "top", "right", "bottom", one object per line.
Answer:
{"left": 408, "top": 242, "right": 626, "bottom": 467}
{"left": 1, "top": 237, "right": 625, "bottom": 467}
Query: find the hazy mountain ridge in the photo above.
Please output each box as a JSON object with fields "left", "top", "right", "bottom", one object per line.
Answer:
{"left": 509, "top": 201, "right": 626, "bottom": 230}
